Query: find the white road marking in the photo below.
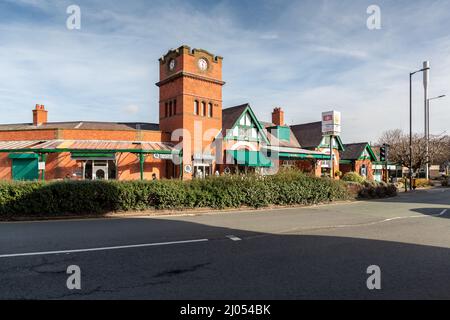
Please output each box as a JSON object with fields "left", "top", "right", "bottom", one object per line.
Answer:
{"left": 0, "top": 238, "right": 209, "bottom": 259}
{"left": 248, "top": 209, "right": 449, "bottom": 237}
{"left": 226, "top": 235, "right": 242, "bottom": 241}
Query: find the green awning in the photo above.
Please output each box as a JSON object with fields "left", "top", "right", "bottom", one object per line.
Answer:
{"left": 278, "top": 152, "right": 329, "bottom": 160}
{"left": 227, "top": 150, "right": 272, "bottom": 167}
{"left": 71, "top": 152, "right": 116, "bottom": 159}
{"left": 8, "top": 153, "right": 39, "bottom": 159}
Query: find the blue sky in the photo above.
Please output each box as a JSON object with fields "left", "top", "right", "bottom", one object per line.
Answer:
{"left": 0, "top": 0, "right": 449, "bottom": 143}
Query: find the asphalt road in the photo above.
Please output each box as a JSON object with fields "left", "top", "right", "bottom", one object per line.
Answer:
{"left": 0, "top": 188, "right": 449, "bottom": 299}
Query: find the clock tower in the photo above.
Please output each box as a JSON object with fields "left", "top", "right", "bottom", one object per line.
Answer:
{"left": 156, "top": 45, "right": 225, "bottom": 179}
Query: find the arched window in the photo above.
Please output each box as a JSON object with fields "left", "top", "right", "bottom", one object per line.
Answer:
{"left": 208, "top": 103, "right": 213, "bottom": 117}
{"left": 194, "top": 100, "right": 199, "bottom": 115}
{"left": 202, "top": 102, "right": 206, "bottom": 117}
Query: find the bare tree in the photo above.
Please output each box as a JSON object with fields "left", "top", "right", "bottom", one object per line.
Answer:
{"left": 378, "top": 129, "right": 449, "bottom": 173}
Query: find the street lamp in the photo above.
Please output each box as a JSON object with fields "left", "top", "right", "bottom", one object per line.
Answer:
{"left": 425, "top": 94, "right": 446, "bottom": 179}
{"left": 409, "top": 65, "right": 430, "bottom": 191}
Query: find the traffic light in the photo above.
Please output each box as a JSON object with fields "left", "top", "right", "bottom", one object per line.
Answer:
{"left": 380, "top": 146, "right": 386, "bottom": 162}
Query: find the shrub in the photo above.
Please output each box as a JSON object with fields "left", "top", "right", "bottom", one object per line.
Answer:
{"left": 414, "top": 178, "right": 433, "bottom": 188}
{"left": 0, "top": 171, "right": 355, "bottom": 218}
{"left": 342, "top": 172, "right": 365, "bottom": 184}
{"left": 0, "top": 170, "right": 398, "bottom": 218}
{"left": 357, "top": 181, "right": 397, "bottom": 199}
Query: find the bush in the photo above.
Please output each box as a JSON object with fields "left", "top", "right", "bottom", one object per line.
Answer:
{"left": 414, "top": 178, "right": 433, "bottom": 188}
{"left": 0, "top": 171, "right": 353, "bottom": 218}
{"left": 342, "top": 172, "right": 365, "bottom": 184}
{"left": 357, "top": 181, "right": 397, "bottom": 199}
{"left": 441, "top": 178, "right": 449, "bottom": 187}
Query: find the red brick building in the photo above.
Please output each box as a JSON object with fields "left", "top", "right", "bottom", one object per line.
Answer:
{"left": 0, "top": 45, "right": 332, "bottom": 181}
{"left": 339, "top": 143, "right": 377, "bottom": 180}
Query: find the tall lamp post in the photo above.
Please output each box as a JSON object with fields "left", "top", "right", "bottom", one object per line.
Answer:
{"left": 409, "top": 65, "right": 430, "bottom": 191}
{"left": 426, "top": 94, "right": 446, "bottom": 179}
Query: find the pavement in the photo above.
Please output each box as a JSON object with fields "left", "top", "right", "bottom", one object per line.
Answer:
{"left": 0, "top": 188, "right": 449, "bottom": 299}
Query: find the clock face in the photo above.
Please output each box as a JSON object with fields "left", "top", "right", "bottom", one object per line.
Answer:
{"left": 169, "top": 59, "right": 176, "bottom": 71}
{"left": 198, "top": 58, "right": 208, "bottom": 71}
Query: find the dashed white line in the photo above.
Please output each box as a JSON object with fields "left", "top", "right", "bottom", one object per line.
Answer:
{"left": 226, "top": 235, "right": 242, "bottom": 241}
{"left": 0, "top": 238, "right": 209, "bottom": 259}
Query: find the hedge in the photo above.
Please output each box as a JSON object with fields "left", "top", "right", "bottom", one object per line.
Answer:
{"left": 0, "top": 170, "right": 397, "bottom": 218}
{"left": 0, "top": 171, "right": 352, "bottom": 217}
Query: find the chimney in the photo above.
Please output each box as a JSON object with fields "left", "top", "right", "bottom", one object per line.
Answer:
{"left": 272, "top": 107, "right": 285, "bottom": 126}
{"left": 33, "top": 104, "right": 48, "bottom": 126}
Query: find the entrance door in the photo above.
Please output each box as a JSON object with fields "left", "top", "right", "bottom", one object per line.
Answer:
{"left": 12, "top": 158, "right": 39, "bottom": 181}
{"left": 194, "top": 163, "right": 211, "bottom": 178}
{"left": 93, "top": 160, "right": 108, "bottom": 180}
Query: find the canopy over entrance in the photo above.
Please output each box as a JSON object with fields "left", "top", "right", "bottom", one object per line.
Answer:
{"left": 0, "top": 140, "right": 178, "bottom": 154}
{"left": 227, "top": 150, "right": 273, "bottom": 167}
{"left": 0, "top": 140, "right": 180, "bottom": 181}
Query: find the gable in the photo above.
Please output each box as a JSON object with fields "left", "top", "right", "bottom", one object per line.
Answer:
{"left": 340, "top": 143, "right": 376, "bottom": 161}
{"left": 318, "top": 135, "right": 345, "bottom": 151}
{"left": 224, "top": 105, "right": 269, "bottom": 144}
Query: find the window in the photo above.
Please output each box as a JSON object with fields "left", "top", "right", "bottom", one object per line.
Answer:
{"left": 240, "top": 112, "right": 252, "bottom": 126}
{"left": 194, "top": 100, "right": 199, "bottom": 115}
{"left": 208, "top": 103, "right": 213, "bottom": 117}
{"left": 173, "top": 100, "right": 177, "bottom": 115}
{"left": 360, "top": 164, "right": 367, "bottom": 177}
{"left": 165, "top": 102, "right": 168, "bottom": 118}
{"left": 169, "top": 101, "right": 172, "bottom": 117}
{"left": 202, "top": 102, "right": 206, "bottom": 117}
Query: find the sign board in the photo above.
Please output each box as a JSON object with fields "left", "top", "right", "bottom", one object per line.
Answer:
{"left": 322, "top": 111, "right": 341, "bottom": 136}
{"left": 193, "top": 153, "right": 215, "bottom": 161}
{"left": 153, "top": 153, "right": 174, "bottom": 160}
{"left": 38, "top": 162, "right": 46, "bottom": 170}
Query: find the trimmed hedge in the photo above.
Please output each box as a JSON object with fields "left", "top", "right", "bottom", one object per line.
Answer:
{"left": 0, "top": 171, "right": 351, "bottom": 217}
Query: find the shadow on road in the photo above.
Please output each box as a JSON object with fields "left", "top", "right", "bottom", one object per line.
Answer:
{"left": 0, "top": 216, "right": 449, "bottom": 300}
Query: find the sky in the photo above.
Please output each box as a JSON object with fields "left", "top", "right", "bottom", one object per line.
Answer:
{"left": 0, "top": 0, "right": 449, "bottom": 143}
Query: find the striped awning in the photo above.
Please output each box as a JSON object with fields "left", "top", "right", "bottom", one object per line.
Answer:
{"left": 0, "top": 140, "right": 178, "bottom": 154}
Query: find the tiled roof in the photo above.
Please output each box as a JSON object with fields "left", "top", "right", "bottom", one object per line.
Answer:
{"left": 260, "top": 121, "right": 302, "bottom": 149}
{"left": 340, "top": 143, "right": 369, "bottom": 160}
{"left": 290, "top": 122, "right": 323, "bottom": 149}
{"left": 0, "top": 140, "right": 176, "bottom": 153}
{"left": 222, "top": 104, "right": 248, "bottom": 131}
{"left": 0, "top": 121, "right": 160, "bottom": 131}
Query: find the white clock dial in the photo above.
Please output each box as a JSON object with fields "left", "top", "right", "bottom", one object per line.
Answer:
{"left": 198, "top": 58, "right": 208, "bottom": 71}
{"left": 169, "top": 59, "right": 176, "bottom": 71}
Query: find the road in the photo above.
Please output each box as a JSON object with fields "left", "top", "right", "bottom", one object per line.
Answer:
{"left": 0, "top": 188, "right": 449, "bottom": 299}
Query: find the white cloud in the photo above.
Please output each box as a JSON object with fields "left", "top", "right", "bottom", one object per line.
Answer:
{"left": 0, "top": 0, "right": 449, "bottom": 143}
